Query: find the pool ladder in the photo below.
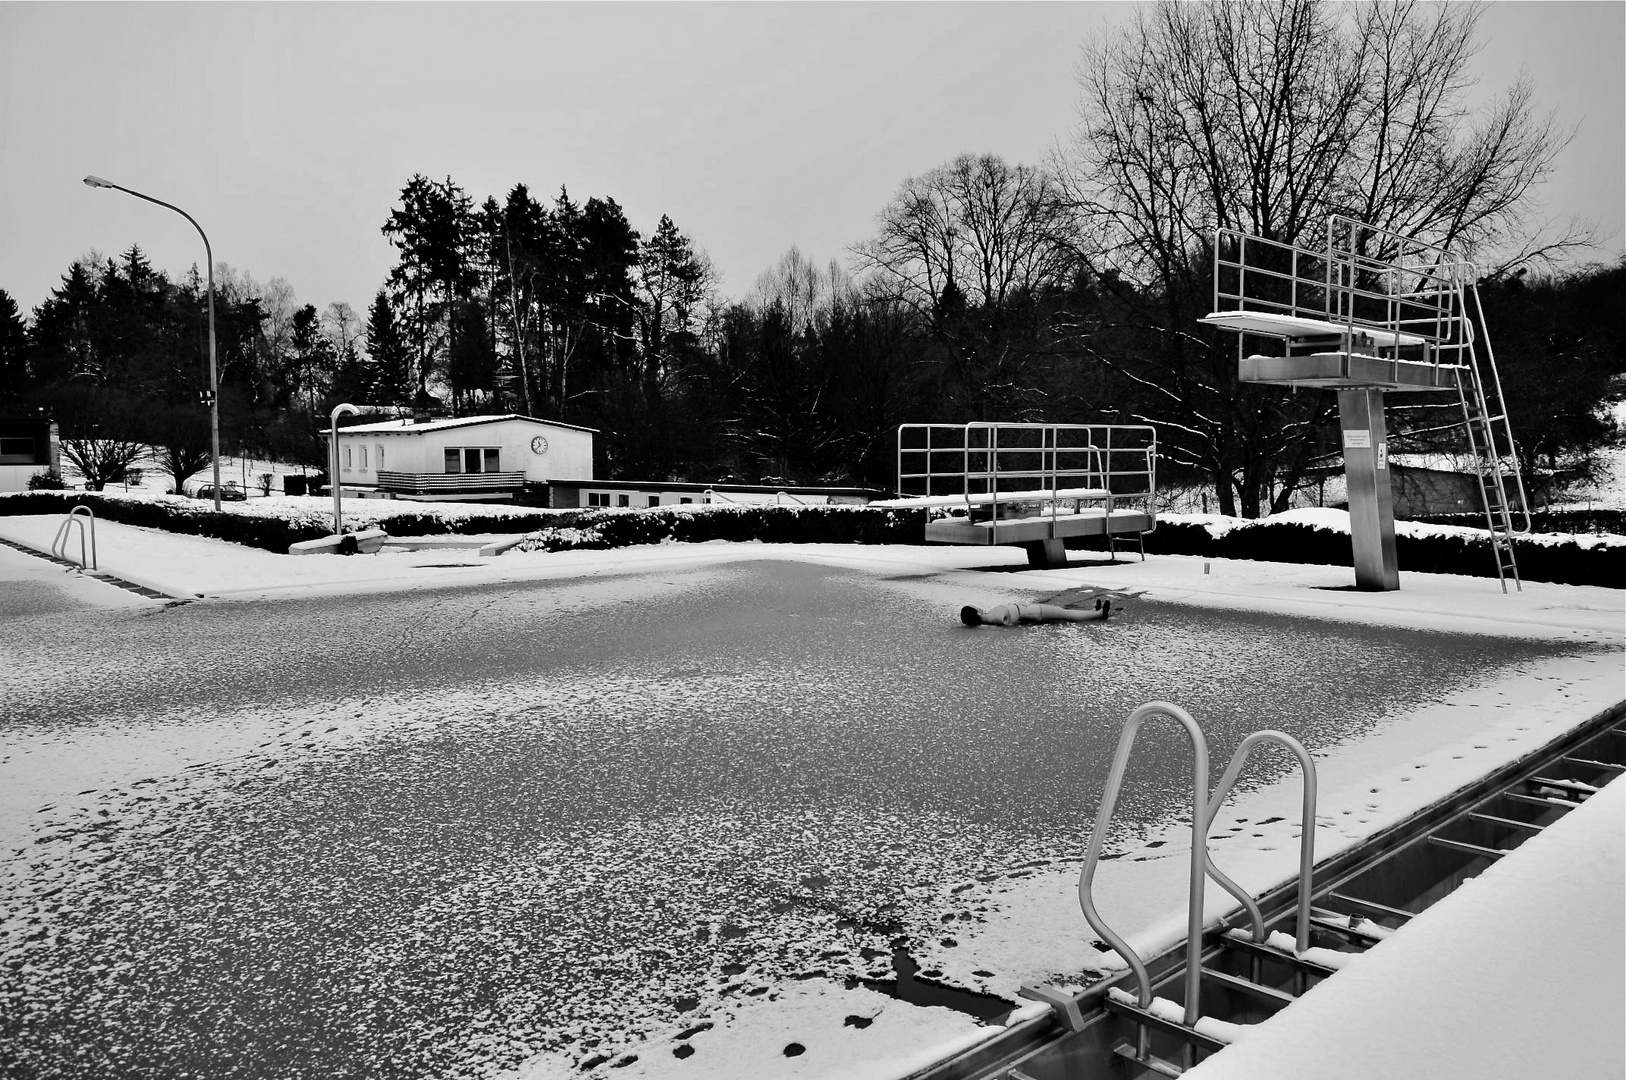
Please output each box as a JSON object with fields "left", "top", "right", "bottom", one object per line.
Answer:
{"left": 50, "top": 505, "right": 98, "bottom": 571}
{"left": 1023, "top": 702, "right": 1320, "bottom": 1076}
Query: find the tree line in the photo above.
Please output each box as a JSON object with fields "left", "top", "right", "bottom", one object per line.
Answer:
{"left": 2, "top": 0, "right": 1619, "bottom": 507}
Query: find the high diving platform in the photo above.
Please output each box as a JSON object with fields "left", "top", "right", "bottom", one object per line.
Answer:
{"left": 871, "top": 423, "right": 1158, "bottom": 568}
{"left": 1200, "top": 216, "right": 1529, "bottom": 591}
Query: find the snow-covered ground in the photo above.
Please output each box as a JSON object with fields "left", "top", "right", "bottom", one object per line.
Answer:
{"left": 0, "top": 516, "right": 1621, "bottom": 1079}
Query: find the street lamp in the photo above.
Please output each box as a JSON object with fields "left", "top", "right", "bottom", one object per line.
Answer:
{"left": 83, "top": 175, "right": 221, "bottom": 511}
{"left": 330, "top": 402, "right": 359, "bottom": 535}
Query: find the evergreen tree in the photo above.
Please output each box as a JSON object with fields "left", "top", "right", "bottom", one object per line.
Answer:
{"left": 28, "top": 261, "right": 102, "bottom": 383}
{"left": 0, "top": 289, "right": 28, "bottom": 403}
{"left": 364, "top": 291, "right": 412, "bottom": 406}
{"left": 287, "top": 304, "right": 336, "bottom": 414}
{"left": 381, "top": 174, "right": 477, "bottom": 408}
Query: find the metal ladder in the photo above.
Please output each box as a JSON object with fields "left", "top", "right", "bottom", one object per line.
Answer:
{"left": 1322, "top": 217, "right": 1531, "bottom": 590}
{"left": 50, "top": 505, "right": 98, "bottom": 571}
{"left": 1455, "top": 281, "right": 1531, "bottom": 591}
{"left": 1061, "top": 702, "right": 1320, "bottom": 1075}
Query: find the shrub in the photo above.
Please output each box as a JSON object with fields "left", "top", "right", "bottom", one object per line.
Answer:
{"left": 2, "top": 491, "right": 1617, "bottom": 588}
{"left": 26, "top": 473, "right": 68, "bottom": 491}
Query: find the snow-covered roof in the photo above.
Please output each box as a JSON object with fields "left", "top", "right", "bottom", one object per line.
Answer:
{"left": 330, "top": 414, "right": 598, "bottom": 437}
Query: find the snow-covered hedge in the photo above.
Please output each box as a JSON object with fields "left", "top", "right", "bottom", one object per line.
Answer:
{"left": 5, "top": 492, "right": 1617, "bottom": 587}
{"left": 1142, "top": 509, "right": 1624, "bottom": 588}
{"left": 0, "top": 491, "right": 575, "bottom": 552}
{"left": 513, "top": 503, "right": 931, "bottom": 551}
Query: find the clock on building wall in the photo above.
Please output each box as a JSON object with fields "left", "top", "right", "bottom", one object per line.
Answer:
{"left": 530, "top": 436, "right": 549, "bottom": 455}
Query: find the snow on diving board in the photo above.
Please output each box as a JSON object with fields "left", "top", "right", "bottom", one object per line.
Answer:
{"left": 1202, "top": 310, "right": 1427, "bottom": 348}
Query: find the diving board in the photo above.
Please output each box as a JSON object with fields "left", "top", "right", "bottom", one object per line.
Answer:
{"left": 1205, "top": 217, "right": 1530, "bottom": 592}
{"left": 1238, "top": 352, "right": 1464, "bottom": 392}
{"left": 1201, "top": 310, "right": 1427, "bottom": 348}
{"left": 890, "top": 422, "right": 1159, "bottom": 568}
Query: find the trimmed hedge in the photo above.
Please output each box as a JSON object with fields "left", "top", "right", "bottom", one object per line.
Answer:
{"left": 1404, "top": 508, "right": 1626, "bottom": 536}
{"left": 514, "top": 504, "right": 933, "bottom": 551}
{"left": 4, "top": 491, "right": 1618, "bottom": 588}
{"left": 0, "top": 492, "right": 577, "bottom": 553}
{"left": 1132, "top": 518, "right": 1624, "bottom": 589}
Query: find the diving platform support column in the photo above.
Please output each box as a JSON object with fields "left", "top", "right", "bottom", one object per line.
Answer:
{"left": 1338, "top": 389, "right": 1399, "bottom": 591}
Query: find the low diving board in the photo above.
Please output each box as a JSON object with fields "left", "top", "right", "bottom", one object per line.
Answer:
{"left": 893, "top": 422, "right": 1159, "bottom": 568}
{"left": 1201, "top": 310, "right": 1427, "bottom": 349}
{"left": 924, "top": 507, "right": 1155, "bottom": 548}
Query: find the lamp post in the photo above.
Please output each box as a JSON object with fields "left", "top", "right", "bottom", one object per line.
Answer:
{"left": 330, "top": 402, "right": 359, "bottom": 535}
{"left": 83, "top": 175, "right": 221, "bottom": 511}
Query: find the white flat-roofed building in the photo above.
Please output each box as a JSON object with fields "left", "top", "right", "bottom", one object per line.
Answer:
{"left": 0, "top": 414, "right": 60, "bottom": 492}
{"left": 327, "top": 414, "right": 595, "bottom": 503}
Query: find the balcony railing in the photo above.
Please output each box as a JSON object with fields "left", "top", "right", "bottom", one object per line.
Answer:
{"left": 374, "top": 469, "right": 526, "bottom": 495}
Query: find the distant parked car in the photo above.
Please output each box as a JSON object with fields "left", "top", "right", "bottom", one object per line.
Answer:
{"left": 195, "top": 482, "right": 247, "bottom": 502}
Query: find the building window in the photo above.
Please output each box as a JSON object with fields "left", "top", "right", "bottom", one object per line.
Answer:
{"left": 0, "top": 437, "right": 34, "bottom": 464}
{"left": 646, "top": 495, "right": 660, "bottom": 507}
{"left": 617, "top": 494, "right": 630, "bottom": 507}
{"left": 587, "top": 492, "right": 610, "bottom": 507}
{"left": 376, "top": 444, "right": 384, "bottom": 470}
{"left": 445, "top": 447, "right": 500, "bottom": 474}
{"left": 344, "top": 446, "right": 353, "bottom": 470}
{"left": 359, "top": 445, "right": 368, "bottom": 470}
{"left": 679, "top": 497, "right": 693, "bottom": 504}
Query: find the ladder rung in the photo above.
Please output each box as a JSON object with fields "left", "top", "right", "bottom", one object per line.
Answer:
{"left": 1428, "top": 835, "right": 1507, "bottom": 860}
{"left": 1112, "top": 1041, "right": 1186, "bottom": 1078}
{"left": 1468, "top": 811, "right": 1545, "bottom": 833}
{"left": 1528, "top": 776, "right": 1596, "bottom": 798}
{"left": 1503, "top": 791, "right": 1578, "bottom": 811}
{"left": 1326, "top": 892, "right": 1416, "bottom": 924}
{"left": 1564, "top": 757, "right": 1626, "bottom": 774}
{"left": 1102, "top": 997, "right": 1228, "bottom": 1053}
{"left": 1200, "top": 966, "right": 1297, "bottom": 1007}
{"left": 1308, "top": 909, "right": 1393, "bottom": 946}
{"left": 1217, "top": 934, "right": 1341, "bottom": 977}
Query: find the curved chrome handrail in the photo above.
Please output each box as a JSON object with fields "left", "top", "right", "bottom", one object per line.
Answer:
{"left": 1202, "top": 730, "right": 1318, "bottom": 953}
{"left": 1077, "top": 701, "right": 1210, "bottom": 1024}
{"left": 50, "top": 505, "right": 97, "bottom": 571}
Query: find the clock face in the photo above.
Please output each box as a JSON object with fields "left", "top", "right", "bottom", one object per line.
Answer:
{"left": 530, "top": 436, "right": 549, "bottom": 455}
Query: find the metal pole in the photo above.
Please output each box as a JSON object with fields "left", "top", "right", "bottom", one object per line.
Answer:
{"left": 83, "top": 176, "right": 221, "bottom": 511}
{"left": 330, "top": 403, "right": 359, "bottom": 535}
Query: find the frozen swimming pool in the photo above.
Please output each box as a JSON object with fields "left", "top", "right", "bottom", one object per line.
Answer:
{"left": 0, "top": 558, "right": 1608, "bottom": 1079}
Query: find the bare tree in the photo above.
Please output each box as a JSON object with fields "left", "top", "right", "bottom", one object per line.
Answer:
{"left": 750, "top": 246, "right": 853, "bottom": 332}
{"left": 321, "top": 302, "right": 363, "bottom": 358}
{"left": 854, "top": 153, "right": 1080, "bottom": 315}
{"left": 38, "top": 384, "right": 147, "bottom": 491}
{"left": 1054, "top": 0, "right": 1579, "bottom": 515}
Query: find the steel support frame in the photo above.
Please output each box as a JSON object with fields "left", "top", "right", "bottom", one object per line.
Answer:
{"left": 1337, "top": 388, "right": 1399, "bottom": 591}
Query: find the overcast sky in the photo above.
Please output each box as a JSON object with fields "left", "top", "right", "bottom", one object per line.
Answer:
{"left": 2, "top": 2, "right": 1621, "bottom": 320}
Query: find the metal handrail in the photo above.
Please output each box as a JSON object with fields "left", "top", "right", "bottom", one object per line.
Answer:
{"left": 50, "top": 505, "right": 97, "bottom": 571}
{"left": 1467, "top": 280, "right": 1533, "bottom": 536}
{"left": 895, "top": 423, "right": 1157, "bottom": 518}
{"left": 1078, "top": 701, "right": 1211, "bottom": 1024}
{"left": 1212, "top": 225, "right": 1473, "bottom": 361}
{"left": 1078, "top": 706, "right": 1320, "bottom": 1036}
{"left": 1202, "top": 731, "right": 1318, "bottom": 954}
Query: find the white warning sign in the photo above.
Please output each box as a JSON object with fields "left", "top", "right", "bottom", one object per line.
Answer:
{"left": 1343, "top": 429, "right": 1372, "bottom": 450}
